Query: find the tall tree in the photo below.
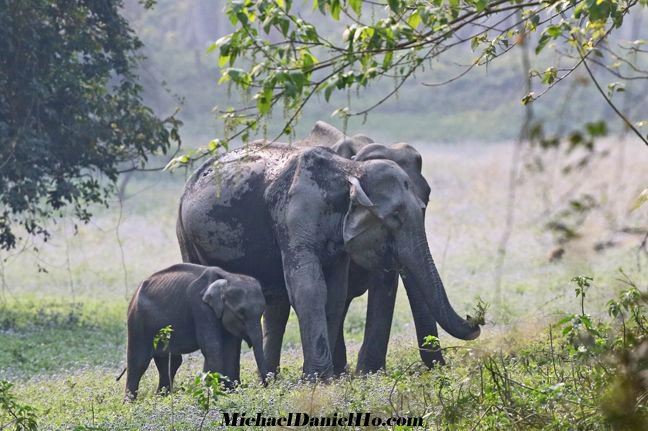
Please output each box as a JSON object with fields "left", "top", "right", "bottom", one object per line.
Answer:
{"left": 0, "top": 0, "right": 181, "bottom": 250}
{"left": 174, "top": 0, "right": 647, "bottom": 153}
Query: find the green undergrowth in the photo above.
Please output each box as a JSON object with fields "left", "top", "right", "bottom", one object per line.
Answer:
{"left": 2, "top": 272, "right": 648, "bottom": 430}
{"left": 0, "top": 297, "right": 126, "bottom": 378}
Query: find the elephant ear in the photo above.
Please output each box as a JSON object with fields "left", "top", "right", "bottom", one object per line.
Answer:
{"left": 343, "top": 176, "right": 377, "bottom": 242}
{"left": 353, "top": 143, "right": 393, "bottom": 162}
{"left": 202, "top": 279, "right": 228, "bottom": 319}
{"left": 332, "top": 135, "right": 374, "bottom": 159}
{"left": 331, "top": 138, "right": 358, "bottom": 158}
{"left": 302, "top": 121, "right": 345, "bottom": 147}
{"left": 351, "top": 134, "right": 374, "bottom": 145}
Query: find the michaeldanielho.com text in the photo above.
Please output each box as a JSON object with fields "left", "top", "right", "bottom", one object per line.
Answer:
{"left": 222, "top": 412, "right": 423, "bottom": 427}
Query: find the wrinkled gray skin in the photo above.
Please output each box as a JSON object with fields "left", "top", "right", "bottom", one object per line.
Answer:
{"left": 302, "top": 121, "right": 446, "bottom": 373}
{"left": 177, "top": 141, "right": 480, "bottom": 379}
{"left": 125, "top": 264, "right": 267, "bottom": 400}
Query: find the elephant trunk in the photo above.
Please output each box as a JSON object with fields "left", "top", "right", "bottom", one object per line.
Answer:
{"left": 248, "top": 321, "right": 268, "bottom": 384}
{"left": 397, "top": 224, "right": 480, "bottom": 341}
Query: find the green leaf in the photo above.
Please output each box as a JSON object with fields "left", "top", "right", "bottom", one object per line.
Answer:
{"left": 218, "top": 55, "right": 230, "bottom": 68}
{"left": 288, "top": 71, "right": 307, "bottom": 94}
{"left": 448, "top": 0, "right": 460, "bottom": 14}
{"left": 349, "top": 0, "right": 362, "bottom": 16}
{"left": 330, "top": 0, "right": 341, "bottom": 20}
{"left": 535, "top": 33, "right": 551, "bottom": 54}
{"left": 585, "top": 120, "right": 607, "bottom": 137}
{"left": 542, "top": 67, "right": 557, "bottom": 85}
{"left": 408, "top": 11, "right": 421, "bottom": 29}
{"left": 387, "top": 0, "right": 400, "bottom": 14}
{"left": 475, "top": 0, "right": 488, "bottom": 12}
{"left": 630, "top": 188, "right": 648, "bottom": 211}
{"left": 546, "top": 25, "right": 562, "bottom": 38}
{"left": 324, "top": 82, "right": 335, "bottom": 102}
{"left": 383, "top": 50, "right": 393, "bottom": 69}
{"left": 521, "top": 92, "right": 535, "bottom": 105}
{"left": 256, "top": 86, "right": 273, "bottom": 114}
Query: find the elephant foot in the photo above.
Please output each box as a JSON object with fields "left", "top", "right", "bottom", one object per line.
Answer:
{"left": 302, "top": 365, "right": 335, "bottom": 383}
{"left": 355, "top": 360, "right": 386, "bottom": 375}
{"left": 333, "top": 363, "right": 350, "bottom": 377}
{"left": 421, "top": 351, "right": 446, "bottom": 368}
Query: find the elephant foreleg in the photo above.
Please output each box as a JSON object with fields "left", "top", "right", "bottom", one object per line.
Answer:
{"left": 283, "top": 255, "right": 334, "bottom": 378}
{"left": 196, "top": 313, "right": 228, "bottom": 382}
{"left": 356, "top": 270, "right": 398, "bottom": 374}
{"left": 221, "top": 333, "right": 242, "bottom": 385}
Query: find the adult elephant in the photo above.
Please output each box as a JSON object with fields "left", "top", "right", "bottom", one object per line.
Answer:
{"left": 177, "top": 141, "right": 480, "bottom": 378}
{"left": 301, "top": 121, "right": 447, "bottom": 373}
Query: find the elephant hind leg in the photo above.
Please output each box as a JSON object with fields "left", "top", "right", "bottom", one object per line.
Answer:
{"left": 333, "top": 301, "right": 351, "bottom": 376}
{"left": 263, "top": 293, "right": 290, "bottom": 375}
{"left": 356, "top": 270, "right": 398, "bottom": 374}
{"left": 154, "top": 354, "right": 182, "bottom": 394}
{"left": 125, "top": 338, "right": 152, "bottom": 401}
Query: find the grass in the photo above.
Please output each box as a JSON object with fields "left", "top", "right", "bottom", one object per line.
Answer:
{"left": 0, "top": 298, "right": 125, "bottom": 379}
{"left": 1, "top": 139, "right": 647, "bottom": 429}
{"left": 3, "top": 284, "right": 647, "bottom": 430}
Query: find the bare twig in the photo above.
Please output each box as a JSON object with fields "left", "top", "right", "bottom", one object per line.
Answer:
{"left": 579, "top": 50, "right": 648, "bottom": 146}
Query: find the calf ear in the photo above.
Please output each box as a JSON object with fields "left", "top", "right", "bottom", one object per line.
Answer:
{"left": 202, "top": 279, "right": 228, "bottom": 319}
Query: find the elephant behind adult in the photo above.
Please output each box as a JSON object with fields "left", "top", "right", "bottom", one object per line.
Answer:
{"left": 177, "top": 142, "right": 480, "bottom": 378}
{"left": 301, "top": 121, "right": 445, "bottom": 373}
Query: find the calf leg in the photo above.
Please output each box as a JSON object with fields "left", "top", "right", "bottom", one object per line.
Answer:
{"left": 221, "top": 333, "right": 242, "bottom": 385}
{"left": 154, "top": 354, "right": 182, "bottom": 394}
{"left": 125, "top": 337, "right": 152, "bottom": 401}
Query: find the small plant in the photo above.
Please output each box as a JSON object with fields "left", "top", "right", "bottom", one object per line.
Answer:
{"left": 0, "top": 380, "right": 38, "bottom": 431}
{"left": 186, "top": 372, "right": 228, "bottom": 431}
{"left": 572, "top": 275, "right": 594, "bottom": 315}
{"left": 153, "top": 325, "right": 174, "bottom": 350}
{"left": 153, "top": 325, "right": 175, "bottom": 430}
{"left": 467, "top": 297, "right": 489, "bottom": 327}
{"left": 557, "top": 276, "right": 608, "bottom": 357}
{"left": 422, "top": 335, "right": 440, "bottom": 350}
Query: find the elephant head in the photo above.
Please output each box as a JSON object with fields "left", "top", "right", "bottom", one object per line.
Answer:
{"left": 303, "top": 121, "right": 431, "bottom": 210}
{"left": 343, "top": 160, "right": 480, "bottom": 341}
{"left": 202, "top": 276, "right": 268, "bottom": 382}
{"left": 352, "top": 143, "right": 431, "bottom": 210}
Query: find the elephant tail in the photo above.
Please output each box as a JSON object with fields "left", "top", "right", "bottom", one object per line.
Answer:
{"left": 116, "top": 367, "right": 126, "bottom": 382}
{"left": 176, "top": 198, "right": 201, "bottom": 264}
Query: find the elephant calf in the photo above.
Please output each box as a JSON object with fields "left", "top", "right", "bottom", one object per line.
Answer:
{"left": 125, "top": 263, "right": 267, "bottom": 400}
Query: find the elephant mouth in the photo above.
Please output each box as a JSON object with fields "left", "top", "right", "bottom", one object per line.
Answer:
{"left": 345, "top": 228, "right": 394, "bottom": 270}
